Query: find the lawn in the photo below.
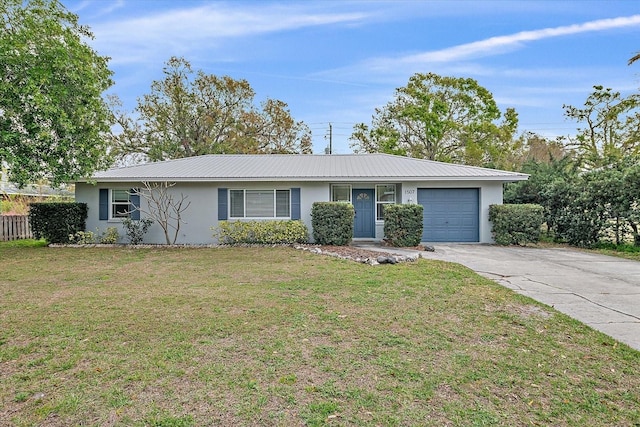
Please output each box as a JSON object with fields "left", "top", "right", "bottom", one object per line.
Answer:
{"left": 1, "top": 244, "right": 639, "bottom": 426}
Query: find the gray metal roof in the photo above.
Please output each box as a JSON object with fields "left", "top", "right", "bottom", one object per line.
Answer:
{"left": 83, "top": 154, "right": 528, "bottom": 183}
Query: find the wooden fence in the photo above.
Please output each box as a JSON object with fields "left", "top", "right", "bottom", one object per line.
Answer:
{"left": 0, "top": 215, "right": 33, "bottom": 241}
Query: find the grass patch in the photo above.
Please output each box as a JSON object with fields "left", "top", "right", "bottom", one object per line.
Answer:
{"left": 0, "top": 245, "right": 639, "bottom": 426}
{"left": 0, "top": 238, "right": 47, "bottom": 248}
{"left": 590, "top": 242, "right": 640, "bottom": 261}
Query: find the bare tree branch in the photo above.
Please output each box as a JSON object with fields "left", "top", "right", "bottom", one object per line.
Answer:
{"left": 131, "top": 182, "right": 191, "bottom": 244}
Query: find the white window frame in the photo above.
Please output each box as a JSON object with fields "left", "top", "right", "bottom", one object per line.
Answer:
{"left": 331, "top": 184, "right": 352, "bottom": 203}
{"left": 109, "top": 189, "right": 132, "bottom": 221}
{"left": 229, "top": 189, "right": 291, "bottom": 219}
{"left": 375, "top": 184, "right": 396, "bottom": 221}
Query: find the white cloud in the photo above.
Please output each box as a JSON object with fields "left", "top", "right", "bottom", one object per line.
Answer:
{"left": 90, "top": 3, "right": 369, "bottom": 64}
{"left": 398, "top": 14, "right": 640, "bottom": 64}
{"left": 319, "top": 14, "right": 640, "bottom": 81}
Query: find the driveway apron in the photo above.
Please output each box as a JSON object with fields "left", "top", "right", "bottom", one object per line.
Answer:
{"left": 418, "top": 245, "right": 640, "bottom": 351}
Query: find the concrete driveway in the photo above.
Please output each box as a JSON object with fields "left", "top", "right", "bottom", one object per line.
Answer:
{"left": 417, "top": 245, "right": 640, "bottom": 351}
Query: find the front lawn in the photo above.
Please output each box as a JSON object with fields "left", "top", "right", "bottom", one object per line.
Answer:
{"left": 1, "top": 244, "right": 638, "bottom": 426}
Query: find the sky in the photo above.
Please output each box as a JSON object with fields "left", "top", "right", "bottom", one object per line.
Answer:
{"left": 64, "top": 0, "right": 640, "bottom": 155}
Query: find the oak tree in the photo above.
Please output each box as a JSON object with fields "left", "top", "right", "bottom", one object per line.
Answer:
{"left": 350, "top": 73, "right": 520, "bottom": 168}
{"left": 0, "top": 0, "right": 114, "bottom": 186}
{"left": 110, "top": 57, "right": 311, "bottom": 163}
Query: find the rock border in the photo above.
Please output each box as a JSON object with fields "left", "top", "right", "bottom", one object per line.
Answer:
{"left": 48, "top": 242, "right": 424, "bottom": 265}
{"left": 293, "top": 245, "right": 420, "bottom": 265}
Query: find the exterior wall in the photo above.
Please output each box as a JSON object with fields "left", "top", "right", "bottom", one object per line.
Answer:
{"left": 76, "top": 182, "right": 217, "bottom": 245}
{"left": 76, "top": 179, "right": 505, "bottom": 245}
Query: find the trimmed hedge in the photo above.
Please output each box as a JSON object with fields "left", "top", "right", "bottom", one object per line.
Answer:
{"left": 383, "top": 204, "right": 423, "bottom": 247}
{"left": 489, "top": 204, "right": 544, "bottom": 246}
{"left": 29, "top": 202, "right": 88, "bottom": 244}
{"left": 213, "top": 220, "right": 309, "bottom": 244}
{"left": 311, "top": 202, "right": 354, "bottom": 245}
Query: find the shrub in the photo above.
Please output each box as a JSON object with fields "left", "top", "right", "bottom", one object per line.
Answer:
{"left": 100, "top": 227, "right": 120, "bottom": 244}
{"left": 69, "top": 230, "right": 97, "bottom": 244}
{"left": 29, "top": 202, "right": 88, "bottom": 244}
{"left": 311, "top": 202, "right": 354, "bottom": 246}
{"left": 122, "top": 218, "right": 154, "bottom": 245}
{"left": 213, "top": 220, "right": 309, "bottom": 244}
{"left": 68, "top": 227, "right": 120, "bottom": 245}
{"left": 383, "top": 204, "right": 423, "bottom": 247}
{"left": 489, "top": 204, "right": 544, "bottom": 246}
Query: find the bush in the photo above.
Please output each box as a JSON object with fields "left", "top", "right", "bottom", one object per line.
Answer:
{"left": 100, "top": 227, "right": 120, "bottom": 244}
{"left": 122, "top": 218, "right": 154, "bottom": 245}
{"left": 489, "top": 204, "right": 544, "bottom": 246}
{"left": 29, "top": 202, "right": 88, "bottom": 244}
{"left": 68, "top": 227, "right": 120, "bottom": 245}
{"left": 69, "top": 230, "right": 97, "bottom": 244}
{"left": 311, "top": 202, "right": 354, "bottom": 246}
{"left": 213, "top": 220, "right": 309, "bottom": 244}
{"left": 383, "top": 204, "right": 423, "bottom": 247}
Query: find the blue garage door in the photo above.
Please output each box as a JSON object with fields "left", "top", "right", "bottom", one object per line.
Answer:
{"left": 417, "top": 188, "right": 479, "bottom": 242}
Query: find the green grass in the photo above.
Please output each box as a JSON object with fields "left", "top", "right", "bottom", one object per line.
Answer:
{"left": 0, "top": 239, "right": 47, "bottom": 248}
{"left": 1, "top": 243, "right": 639, "bottom": 426}
{"left": 590, "top": 242, "right": 640, "bottom": 261}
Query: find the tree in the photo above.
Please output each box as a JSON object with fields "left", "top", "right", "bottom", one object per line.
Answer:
{"left": 110, "top": 57, "right": 311, "bottom": 163}
{"left": 518, "top": 132, "right": 567, "bottom": 164}
{"left": 349, "top": 73, "right": 520, "bottom": 168}
{"left": 132, "top": 182, "right": 191, "bottom": 245}
{"left": 629, "top": 52, "right": 640, "bottom": 65}
{"left": 0, "top": 0, "right": 114, "bottom": 187}
{"left": 563, "top": 85, "right": 640, "bottom": 168}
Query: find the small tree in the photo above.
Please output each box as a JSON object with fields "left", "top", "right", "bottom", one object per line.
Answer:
{"left": 132, "top": 182, "right": 191, "bottom": 245}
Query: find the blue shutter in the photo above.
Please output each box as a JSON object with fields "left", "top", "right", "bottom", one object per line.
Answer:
{"left": 218, "top": 188, "right": 228, "bottom": 220}
{"left": 291, "top": 188, "right": 301, "bottom": 220}
{"left": 99, "top": 189, "right": 108, "bottom": 220}
{"left": 130, "top": 189, "right": 140, "bottom": 220}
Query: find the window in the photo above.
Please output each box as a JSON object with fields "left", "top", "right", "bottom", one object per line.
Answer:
{"left": 331, "top": 184, "right": 351, "bottom": 202}
{"left": 229, "top": 189, "right": 291, "bottom": 218}
{"left": 376, "top": 184, "right": 396, "bottom": 220}
{"left": 111, "top": 189, "right": 132, "bottom": 219}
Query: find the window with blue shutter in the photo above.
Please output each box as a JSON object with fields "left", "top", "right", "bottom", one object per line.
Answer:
{"left": 100, "top": 188, "right": 140, "bottom": 220}
{"left": 218, "top": 188, "right": 228, "bottom": 220}
{"left": 291, "top": 188, "right": 301, "bottom": 220}
{"left": 99, "top": 189, "right": 108, "bottom": 220}
{"left": 130, "top": 189, "right": 141, "bottom": 220}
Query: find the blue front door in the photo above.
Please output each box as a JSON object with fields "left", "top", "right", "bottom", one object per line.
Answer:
{"left": 353, "top": 189, "right": 375, "bottom": 238}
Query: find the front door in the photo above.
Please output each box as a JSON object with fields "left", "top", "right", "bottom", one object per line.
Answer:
{"left": 353, "top": 189, "right": 375, "bottom": 238}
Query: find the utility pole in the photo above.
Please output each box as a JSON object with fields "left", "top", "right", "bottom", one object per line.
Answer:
{"left": 323, "top": 123, "right": 333, "bottom": 154}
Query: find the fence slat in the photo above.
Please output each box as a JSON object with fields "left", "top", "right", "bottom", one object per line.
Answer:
{"left": 0, "top": 215, "right": 33, "bottom": 241}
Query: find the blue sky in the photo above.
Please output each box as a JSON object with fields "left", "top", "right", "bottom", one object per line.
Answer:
{"left": 65, "top": 0, "right": 640, "bottom": 155}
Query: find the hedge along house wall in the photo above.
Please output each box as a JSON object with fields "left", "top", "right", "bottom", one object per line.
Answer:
{"left": 213, "top": 220, "right": 309, "bottom": 244}
{"left": 311, "top": 202, "right": 355, "bottom": 245}
{"left": 29, "top": 202, "right": 88, "bottom": 244}
{"left": 383, "top": 204, "right": 423, "bottom": 247}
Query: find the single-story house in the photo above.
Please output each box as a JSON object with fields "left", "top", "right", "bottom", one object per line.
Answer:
{"left": 75, "top": 153, "right": 528, "bottom": 245}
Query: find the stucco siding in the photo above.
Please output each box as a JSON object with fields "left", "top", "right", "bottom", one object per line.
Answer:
{"left": 76, "top": 182, "right": 217, "bottom": 245}
{"left": 77, "top": 179, "right": 502, "bottom": 245}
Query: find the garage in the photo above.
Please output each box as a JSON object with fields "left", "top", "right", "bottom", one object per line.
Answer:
{"left": 417, "top": 188, "right": 479, "bottom": 242}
